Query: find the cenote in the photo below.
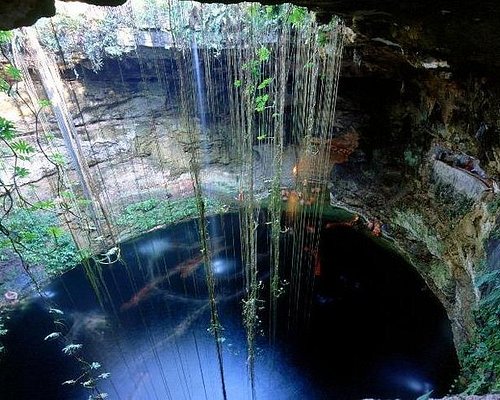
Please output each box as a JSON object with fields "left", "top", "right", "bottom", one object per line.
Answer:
{"left": 0, "top": 213, "right": 459, "bottom": 400}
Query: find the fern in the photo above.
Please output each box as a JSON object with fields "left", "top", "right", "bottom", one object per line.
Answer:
{"left": 62, "top": 343, "right": 82, "bottom": 355}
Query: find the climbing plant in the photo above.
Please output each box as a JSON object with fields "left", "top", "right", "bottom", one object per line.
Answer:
{"left": 460, "top": 265, "right": 500, "bottom": 394}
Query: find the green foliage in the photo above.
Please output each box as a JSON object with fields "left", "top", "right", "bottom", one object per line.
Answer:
{"left": 0, "top": 117, "right": 15, "bottom": 140}
{"left": 0, "top": 30, "right": 13, "bottom": 44}
{"left": 14, "top": 166, "right": 30, "bottom": 178}
{"left": 117, "top": 196, "right": 227, "bottom": 235}
{"left": 36, "top": 10, "right": 127, "bottom": 72}
{"left": 257, "top": 78, "right": 272, "bottom": 90}
{"left": 317, "top": 31, "right": 329, "bottom": 46}
{"left": 459, "top": 266, "right": 500, "bottom": 394}
{"left": 0, "top": 64, "right": 22, "bottom": 94}
{"left": 0, "top": 208, "right": 80, "bottom": 276}
{"left": 11, "top": 140, "right": 35, "bottom": 155}
{"left": 255, "top": 94, "right": 269, "bottom": 112}
{"left": 51, "top": 152, "right": 66, "bottom": 166}
{"left": 38, "top": 99, "right": 52, "bottom": 108}
{"left": 0, "top": 117, "right": 37, "bottom": 179}
{"left": 5, "top": 65, "right": 21, "bottom": 81}
{"left": 287, "top": 6, "right": 308, "bottom": 28}
{"left": 0, "top": 78, "right": 9, "bottom": 93}
{"left": 233, "top": 79, "right": 242, "bottom": 88}
{"left": 242, "top": 59, "right": 260, "bottom": 78}
{"left": 257, "top": 46, "right": 271, "bottom": 62}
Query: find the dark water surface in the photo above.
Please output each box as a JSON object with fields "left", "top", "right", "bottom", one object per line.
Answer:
{"left": 0, "top": 213, "right": 458, "bottom": 399}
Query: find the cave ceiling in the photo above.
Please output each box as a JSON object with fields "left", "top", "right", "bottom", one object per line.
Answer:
{"left": 2, "top": 0, "right": 500, "bottom": 74}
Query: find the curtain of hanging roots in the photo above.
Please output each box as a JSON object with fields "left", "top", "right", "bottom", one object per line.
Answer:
{"left": 7, "top": 1, "right": 345, "bottom": 398}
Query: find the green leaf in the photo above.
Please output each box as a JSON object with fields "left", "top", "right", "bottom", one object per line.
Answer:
{"left": 257, "top": 77, "right": 272, "bottom": 90}
{"left": 257, "top": 134, "right": 267, "bottom": 141}
{"left": 77, "top": 248, "right": 93, "bottom": 262}
{"left": 242, "top": 59, "right": 260, "bottom": 78}
{"left": 248, "top": 4, "right": 259, "bottom": 18}
{"left": 11, "top": 140, "right": 35, "bottom": 154}
{"left": 5, "top": 65, "right": 21, "bottom": 81}
{"left": 0, "top": 117, "right": 15, "bottom": 140}
{"left": 288, "top": 6, "right": 307, "bottom": 28}
{"left": 51, "top": 152, "right": 66, "bottom": 166}
{"left": 32, "top": 199, "right": 56, "bottom": 210}
{"left": 255, "top": 94, "right": 269, "bottom": 112}
{"left": 44, "top": 132, "right": 56, "bottom": 141}
{"left": 47, "top": 226, "right": 64, "bottom": 238}
{"left": 38, "top": 99, "right": 52, "bottom": 108}
{"left": 317, "top": 31, "right": 329, "bottom": 46}
{"left": 257, "top": 46, "right": 270, "bottom": 62}
{"left": 14, "top": 166, "right": 30, "bottom": 178}
{"left": 233, "top": 79, "right": 242, "bottom": 88}
{"left": 0, "top": 78, "right": 10, "bottom": 93}
{"left": 20, "top": 231, "right": 37, "bottom": 242}
{"left": 0, "top": 31, "right": 13, "bottom": 45}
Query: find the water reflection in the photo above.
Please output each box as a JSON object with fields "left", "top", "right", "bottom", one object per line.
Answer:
{"left": 0, "top": 214, "right": 458, "bottom": 400}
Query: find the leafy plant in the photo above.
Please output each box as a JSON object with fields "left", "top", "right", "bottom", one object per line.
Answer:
{"left": 257, "top": 46, "right": 270, "bottom": 62}
{"left": 287, "top": 6, "right": 308, "bottom": 28}
{"left": 257, "top": 78, "right": 272, "bottom": 90}
{"left": 117, "top": 196, "right": 227, "bottom": 236}
{"left": 0, "top": 30, "right": 12, "bottom": 44}
{"left": 459, "top": 265, "right": 500, "bottom": 394}
{"left": 61, "top": 342, "right": 110, "bottom": 398}
{"left": 0, "top": 208, "right": 80, "bottom": 276}
{"left": 36, "top": 9, "right": 128, "bottom": 72}
{"left": 255, "top": 94, "right": 269, "bottom": 112}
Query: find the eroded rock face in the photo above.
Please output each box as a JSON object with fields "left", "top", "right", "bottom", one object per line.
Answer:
{"left": 329, "top": 49, "right": 500, "bottom": 345}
